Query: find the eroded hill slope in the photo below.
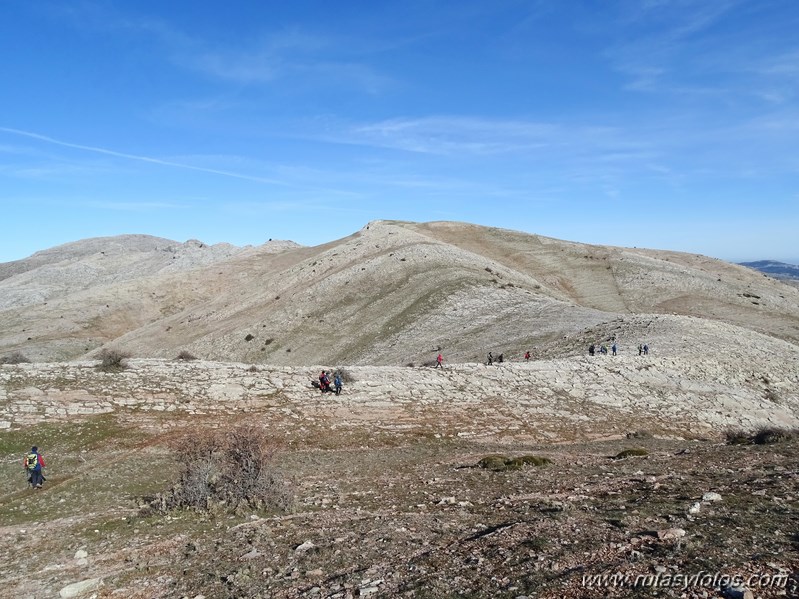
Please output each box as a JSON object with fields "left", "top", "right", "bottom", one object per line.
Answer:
{"left": 0, "top": 221, "right": 797, "bottom": 365}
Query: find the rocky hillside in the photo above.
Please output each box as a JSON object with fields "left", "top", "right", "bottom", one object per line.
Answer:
{"left": 1, "top": 221, "right": 797, "bottom": 366}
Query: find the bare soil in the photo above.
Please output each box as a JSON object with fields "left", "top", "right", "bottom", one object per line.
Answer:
{"left": 1, "top": 414, "right": 797, "bottom": 599}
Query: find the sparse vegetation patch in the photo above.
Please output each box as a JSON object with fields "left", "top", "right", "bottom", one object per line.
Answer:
{"left": 477, "top": 454, "right": 551, "bottom": 471}
{"left": 96, "top": 348, "right": 130, "bottom": 372}
{"left": 725, "top": 426, "right": 797, "bottom": 445}
{"left": 0, "top": 352, "right": 31, "bottom": 364}
{"left": 612, "top": 447, "right": 649, "bottom": 459}
{"left": 337, "top": 368, "right": 356, "bottom": 383}
{"left": 143, "top": 425, "right": 293, "bottom": 515}
{"left": 754, "top": 426, "right": 795, "bottom": 445}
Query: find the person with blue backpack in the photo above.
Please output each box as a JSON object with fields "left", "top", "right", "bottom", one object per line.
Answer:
{"left": 24, "top": 446, "right": 46, "bottom": 489}
{"left": 334, "top": 372, "right": 343, "bottom": 395}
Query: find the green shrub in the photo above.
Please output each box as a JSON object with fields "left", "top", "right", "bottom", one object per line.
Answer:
{"left": 478, "top": 454, "right": 551, "bottom": 471}
{"left": 515, "top": 455, "right": 552, "bottom": 467}
{"left": 613, "top": 448, "right": 649, "bottom": 459}
{"left": 523, "top": 536, "right": 549, "bottom": 551}
{"left": 477, "top": 455, "right": 510, "bottom": 471}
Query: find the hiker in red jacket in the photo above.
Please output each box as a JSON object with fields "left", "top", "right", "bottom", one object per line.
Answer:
{"left": 24, "top": 446, "right": 46, "bottom": 489}
{"left": 435, "top": 353, "right": 443, "bottom": 368}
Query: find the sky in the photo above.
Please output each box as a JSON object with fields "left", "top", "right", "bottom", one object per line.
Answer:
{"left": 1, "top": 0, "right": 798, "bottom": 264}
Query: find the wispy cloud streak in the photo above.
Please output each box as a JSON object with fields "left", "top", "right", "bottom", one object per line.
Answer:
{"left": 0, "top": 127, "right": 285, "bottom": 185}
{"left": 82, "top": 200, "right": 186, "bottom": 211}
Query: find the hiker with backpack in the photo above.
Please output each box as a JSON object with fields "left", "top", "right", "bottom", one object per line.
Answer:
{"left": 435, "top": 353, "right": 443, "bottom": 368}
{"left": 334, "top": 372, "right": 343, "bottom": 395}
{"left": 24, "top": 446, "right": 45, "bottom": 489}
{"left": 319, "top": 371, "right": 331, "bottom": 393}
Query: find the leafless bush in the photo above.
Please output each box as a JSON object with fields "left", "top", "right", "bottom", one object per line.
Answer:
{"left": 725, "top": 426, "right": 797, "bottom": 445}
{"left": 146, "top": 426, "right": 293, "bottom": 514}
{"left": 176, "top": 350, "right": 198, "bottom": 361}
{"left": 0, "top": 352, "right": 31, "bottom": 364}
{"left": 725, "top": 429, "right": 751, "bottom": 445}
{"left": 753, "top": 426, "right": 795, "bottom": 445}
{"left": 96, "top": 348, "right": 130, "bottom": 371}
{"left": 337, "top": 368, "right": 356, "bottom": 383}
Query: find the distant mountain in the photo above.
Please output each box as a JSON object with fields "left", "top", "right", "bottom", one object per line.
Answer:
{"left": 739, "top": 260, "right": 799, "bottom": 280}
{"left": 2, "top": 221, "right": 798, "bottom": 364}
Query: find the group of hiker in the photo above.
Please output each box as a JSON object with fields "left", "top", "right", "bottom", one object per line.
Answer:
{"left": 486, "top": 351, "right": 506, "bottom": 365}
{"left": 588, "top": 342, "right": 648, "bottom": 356}
{"left": 318, "top": 370, "right": 343, "bottom": 395}
{"left": 431, "top": 343, "right": 651, "bottom": 364}
{"left": 432, "top": 350, "right": 534, "bottom": 367}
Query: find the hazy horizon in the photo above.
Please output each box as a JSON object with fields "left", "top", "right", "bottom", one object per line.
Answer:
{"left": 1, "top": 225, "right": 797, "bottom": 268}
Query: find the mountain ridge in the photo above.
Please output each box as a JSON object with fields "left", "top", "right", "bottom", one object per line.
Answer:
{"left": 1, "top": 220, "right": 797, "bottom": 365}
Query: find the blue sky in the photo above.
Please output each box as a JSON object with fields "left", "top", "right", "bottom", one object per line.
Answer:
{"left": 1, "top": 0, "right": 798, "bottom": 264}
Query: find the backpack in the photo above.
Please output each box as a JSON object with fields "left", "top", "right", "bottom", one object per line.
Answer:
{"left": 26, "top": 453, "right": 40, "bottom": 471}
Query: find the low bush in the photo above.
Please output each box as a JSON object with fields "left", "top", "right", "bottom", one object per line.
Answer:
{"left": 0, "top": 352, "right": 31, "bottom": 364}
{"left": 478, "top": 454, "right": 551, "bottom": 471}
{"left": 176, "top": 350, "right": 198, "bottom": 361}
{"left": 514, "top": 455, "right": 552, "bottom": 467}
{"left": 145, "top": 425, "right": 293, "bottom": 514}
{"left": 725, "top": 429, "right": 752, "bottom": 445}
{"left": 337, "top": 368, "right": 356, "bottom": 383}
{"left": 725, "top": 427, "right": 796, "bottom": 445}
{"left": 477, "top": 455, "right": 510, "bottom": 471}
{"left": 753, "top": 427, "right": 795, "bottom": 445}
{"left": 96, "top": 348, "right": 129, "bottom": 372}
{"left": 613, "top": 448, "right": 649, "bottom": 459}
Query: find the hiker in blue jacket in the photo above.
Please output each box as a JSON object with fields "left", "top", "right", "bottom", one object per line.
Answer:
{"left": 334, "top": 372, "right": 343, "bottom": 395}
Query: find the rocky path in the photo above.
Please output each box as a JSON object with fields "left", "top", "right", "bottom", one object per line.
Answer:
{"left": 2, "top": 351, "right": 798, "bottom": 440}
